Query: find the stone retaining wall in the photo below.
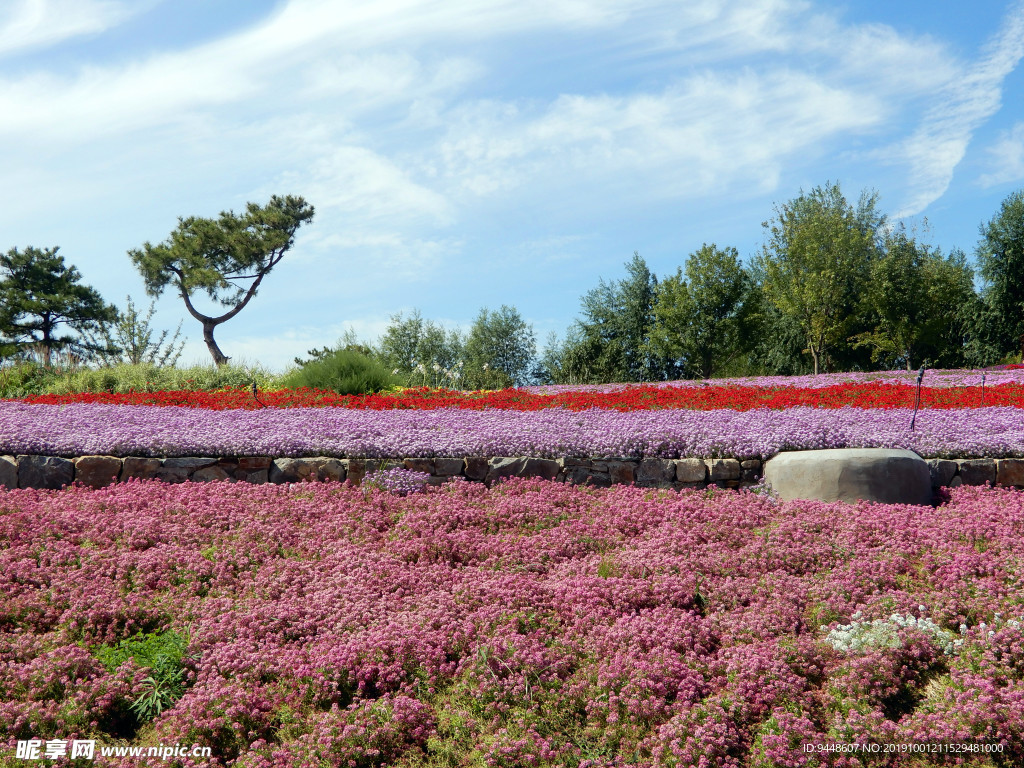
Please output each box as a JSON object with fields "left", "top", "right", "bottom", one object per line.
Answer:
{"left": 2, "top": 453, "right": 1023, "bottom": 492}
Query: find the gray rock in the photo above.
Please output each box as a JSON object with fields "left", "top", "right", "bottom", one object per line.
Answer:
{"left": 403, "top": 458, "right": 435, "bottom": 474}
{"left": 156, "top": 457, "right": 220, "bottom": 483}
{"left": 958, "top": 459, "right": 996, "bottom": 486}
{"left": 558, "top": 459, "right": 611, "bottom": 487}
{"left": 464, "top": 457, "right": 489, "bottom": 481}
{"left": 996, "top": 458, "right": 1024, "bottom": 487}
{"left": 0, "top": 455, "right": 17, "bottom": 489}
{"left": 763, "top": 448, "right": 932, "bottom": 505}
{"left": 73, "top": 455, "right": 123, "bottom": 488}
{"left": 434, "top": 458, "right": 464, "bottom": 476}
{"left": 927, "top": 459, "right": 958, "bottom": 487}
{"left": 237, "top": 469, "right": 269, "bottom": 484}
{"left": 675, "top": 458, "right": 707, "bottom": 484}
{"left": 604, "top": 460, "right": 636, "bottom": 485}
{"left": 485, "top": 457, "right": 560, "bottom": 486}
{"left": 740, "top": 459, "right": 762, "bottom": 486}
{"left": 270, "top": 457, "right": 347, "bottom": 484}
{"left": 706, "top": 458, "right": 741, "bottom": 482}
{"left": 18, "top": 455, "right": 74, "bottom": 490}
{"left": 154, "top": 465, "right": 192, "bottom": 483}
{"left": 637, "top": 458, "right": 676, "bottom": 487}
{"left": 120, "top": 457, "right": 162, "bottom": 481}
{"left": 193, "top": 465, "right": 233, "bottom": 482}
{"left": 163, "top": 457, "right": 219, "bottom": 470}
{"left": 237, "top": 456, "right": 273, "bottom": 471}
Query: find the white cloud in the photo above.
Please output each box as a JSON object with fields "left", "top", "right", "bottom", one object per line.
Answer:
{"left": 436, "top": 68, "right": 884, "bottom": 205}
{"left": 0, "top": 0, "right": 140, "bottom": 57}
{"left": 978, "top": 121, "right": 1024, "bottom": 188}
{"left": 890, "top": 0, "right": 1024, "bottom": 216}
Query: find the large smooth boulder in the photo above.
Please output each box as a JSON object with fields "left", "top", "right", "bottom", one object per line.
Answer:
{"left": 763, "top": 448, "right": 932, "bottom": 505}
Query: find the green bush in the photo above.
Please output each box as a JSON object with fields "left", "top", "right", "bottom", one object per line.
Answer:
{"left": 280, "top": 348, "right": 399, "bottom": 395}
{"left": 0, "top": 360, "right": 60, "bottom": 398}
{"left": 29, "top": 361, "right": 282, "bottom": 395}
{"left": 94, "top": 630, "right": 191, "bottom": 722}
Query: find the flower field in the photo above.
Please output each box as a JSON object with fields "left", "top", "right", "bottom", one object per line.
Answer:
{"left": 2, "top": 400, "right": 1023, "bottom": 460}
{"left": 3, "top": 368, "right": 1024, "bottom": 766}
{"left": 5, "top": 368, "right": 1024, "bottom": 461}
{"left": 2, "top": 479, "right": 1023, "bottom": 766}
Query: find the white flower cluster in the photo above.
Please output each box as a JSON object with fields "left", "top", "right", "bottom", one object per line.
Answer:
{"left": 822, "top": 608, "right": 963, "bottom": 656}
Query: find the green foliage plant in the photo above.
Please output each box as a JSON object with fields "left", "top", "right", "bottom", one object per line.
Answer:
{"left": 82, "top": 295, "right": 185, "bottom": 367}
{"left": 28, "top": 360, "right": 280, "bottom": 395}
{"left": 851, "top": 225, "right": 976, "bottom": 371}
{"left": 129, "top": 195, "right": 315, "bottom": 366}
{"left": 564, "top": 252, "right": 659, "bottom": 383}
{"left": 94, "top": 629, "right": 191, "bottom": 722}
{"left": 281, "top": 347, "right": 399, "bottom": 395}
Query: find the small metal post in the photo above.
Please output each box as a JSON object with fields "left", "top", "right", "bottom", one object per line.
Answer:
{"left": 910, "top": 366, "right": 925, "bottom": 431}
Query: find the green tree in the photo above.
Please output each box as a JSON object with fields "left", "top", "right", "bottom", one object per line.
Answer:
{"left": 378, "top": 309, "right": 464, "bottom": 386}
{"left": 0, "top": 246, "right": 117, "bottom": 365}
{"left": 646, "top": 244, "right": 753, "bottom": 379}
{"left": 83, "top": 296, "right": 185, "bottom": 367}
{"left": 463, "top": 305, "right": 536, "bottom": 388}
{"left": 564, "top": 252, "right": 659, "bottom": 383}
{"left": 758, "top": 182, "right": 883, "bottom": 374}
{"left": 976, "top": 189, "right": 1024, "bottom": 359}
{"left": 851, "top": 228, "right": 976, "bottom": 370}
{"left": 128, "top": 195, "right": 314, "bottom": 366}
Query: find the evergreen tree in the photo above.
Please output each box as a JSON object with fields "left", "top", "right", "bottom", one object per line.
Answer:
{"left": 0, "top": 246, "right": 117, "bottom": 365}
{"left": 129, "top": 195, "right": 314, "bottom": 366}
{"left": 564, "top": 252, "right": 660, "bottom": 383}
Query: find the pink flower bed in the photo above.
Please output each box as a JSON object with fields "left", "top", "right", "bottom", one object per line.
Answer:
{"left": 1, "top": 478, "right": 1022, "bottom": 766}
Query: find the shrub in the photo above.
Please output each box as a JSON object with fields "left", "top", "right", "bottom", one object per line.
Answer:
{"left": 0, "top": 360, "right": 58, "bottom": 397}
{"left": 280, "top": 348, "right": 399, "bottom": 395}
{"left": 31, "top": 361, "right": 281, "bottom": 395}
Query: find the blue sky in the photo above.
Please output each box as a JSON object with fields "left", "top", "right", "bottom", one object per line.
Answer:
{"left": 2, "top": 0, "right": 1023, "bottom": 371}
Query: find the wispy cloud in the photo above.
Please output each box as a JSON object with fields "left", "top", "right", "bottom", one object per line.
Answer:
{"left": 0, "top": 0, "right": 140, "bottom": 57}
{"left": 978, "top": 121, "right": 1024, "bottom": 188}
{"left": 435, "top": 68, "right": 884, "bottom": 207}
{"left": 891, "top": 0, "right": 1024, "bottom": 216}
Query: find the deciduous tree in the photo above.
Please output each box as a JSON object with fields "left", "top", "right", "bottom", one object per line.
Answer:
{"left": 646, "top": 244, "right": 753, "bottom": 378}
{"left": 463, "top": 305, "right": 535, "bottom": 388}
{"left": 758, "top": 182, "right": 883, "bottom": 374}
{"left": 976, "top": 188, "right": 1024, "bottom": 359}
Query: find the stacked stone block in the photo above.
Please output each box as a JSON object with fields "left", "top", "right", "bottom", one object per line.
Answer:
{"left": 1, "top": 453, "right": 1023, "bottom": 493}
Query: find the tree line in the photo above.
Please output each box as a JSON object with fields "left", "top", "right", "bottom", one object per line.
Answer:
{"left": 1, "top": 183, "right": 1022, "bottom": 385}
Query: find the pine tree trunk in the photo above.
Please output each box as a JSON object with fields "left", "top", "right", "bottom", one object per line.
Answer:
{"left": 202, "top": 321, "right": 229, "bottom": 366}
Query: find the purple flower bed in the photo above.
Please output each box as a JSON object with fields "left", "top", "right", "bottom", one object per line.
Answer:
{"left": 1, "top": 479, "right": 1022, "bottom": 766}
{"left": 2, "top": 401, "right": 1023, "bottom": 459}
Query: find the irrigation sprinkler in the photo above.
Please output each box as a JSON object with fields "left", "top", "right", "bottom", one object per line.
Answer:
{"left": 251, "top": 381, "right": 266, "bottom": 408}
{"left": 981, "top": 372, "right": 986, "bottom": 407}
{"left": 909, "top": 366, "right": 925, "bottom": 431}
